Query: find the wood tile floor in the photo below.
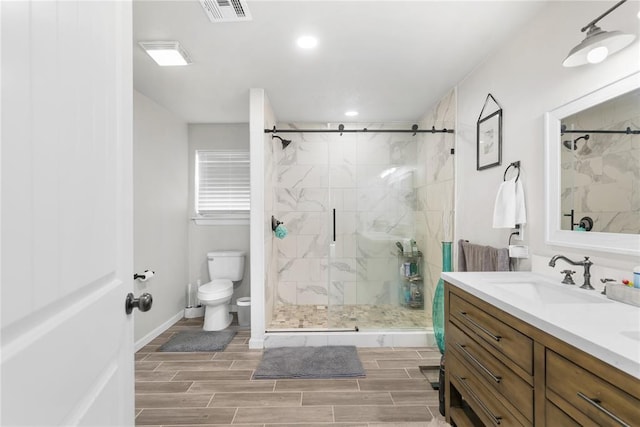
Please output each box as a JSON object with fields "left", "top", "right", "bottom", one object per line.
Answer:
{"left": 135, "top": 317, "right": 449, "bottom": 427}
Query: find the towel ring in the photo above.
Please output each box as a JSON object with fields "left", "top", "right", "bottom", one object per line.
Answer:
{"left": 503, "top": 161, "right": 520, "bottom": 182}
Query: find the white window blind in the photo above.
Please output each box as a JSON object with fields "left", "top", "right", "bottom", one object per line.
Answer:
{"left": 195, "top": 150, "right": 250, "bottom": 215}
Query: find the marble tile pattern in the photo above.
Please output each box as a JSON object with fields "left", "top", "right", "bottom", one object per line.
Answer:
{"left": 264, "top": 123, "right": 278, "bottom": 324}
{"left": 135, "top": 317, "right": 449, "bottom": 426}
{"left": 416, "top": 90, "right": 456, "bottom": 313}
{"left": 561, "top": 96, "right": 639, "bottom": 234}
{"left": 272, "top": 123, "right": 424, "bottom": 313}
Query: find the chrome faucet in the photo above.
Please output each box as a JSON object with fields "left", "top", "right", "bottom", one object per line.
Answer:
{"left": 548, "top": 255, "right": 594, "bottom": 290}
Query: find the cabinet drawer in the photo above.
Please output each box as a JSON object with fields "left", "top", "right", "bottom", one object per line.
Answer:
{"left": 449, "top": 322, "right": 533, "bottom": 422}
{"left": 450, "top": 293, "right": 533, "bottom": 374}
{"left": 545, "top": 399, "right": 581, "bottom": 426}
{"left": 449, "top": 351, "right": 528, "bottom": 427}
{"left": 546, "top": 349, "right": 640, "bottom": 426}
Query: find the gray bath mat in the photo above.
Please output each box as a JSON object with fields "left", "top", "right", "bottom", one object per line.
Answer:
{"left": 158, "top": 330, "right": 236, "bottom": 352}
{"left": 253, "top": 345, "right": 365, "bottom": 379}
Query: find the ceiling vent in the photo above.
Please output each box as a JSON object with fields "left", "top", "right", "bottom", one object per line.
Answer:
{"left": 199, "top": 0, "right": 252, "bottom": 23}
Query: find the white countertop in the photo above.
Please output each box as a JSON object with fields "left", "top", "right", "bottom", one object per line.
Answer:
{"left": 442, "top": 271, "right": 640, "bottom": 380}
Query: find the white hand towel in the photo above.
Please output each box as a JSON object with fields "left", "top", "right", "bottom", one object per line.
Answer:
{"left": 493, "top": 177, "right": 527, "bottom": 228}
{"left": 493, "top": 178, "right": 516, "bottom": 228}
{"left": 515, "top": 179, "right": 527, "bottom": 226}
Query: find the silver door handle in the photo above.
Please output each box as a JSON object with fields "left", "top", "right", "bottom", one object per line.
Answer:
{"left": 125, "top": 292, "right": 153, "bottom": 314}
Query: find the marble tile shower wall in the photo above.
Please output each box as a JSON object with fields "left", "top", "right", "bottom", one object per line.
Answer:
{"left": 264, "top": 132, "right": 278, "bottom": 323}
{"left": 273, "top": 123, "right": 420, "bottom": 308}
{"left": 416, "top": 90, "right": 456, "bottom": 317}
{"left": 561, "top": 108, "right": 639, "bottom": 233}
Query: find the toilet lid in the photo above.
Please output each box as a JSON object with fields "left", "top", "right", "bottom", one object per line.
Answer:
{"left": 198, "top": 279, "right": 233, "bottom": 298}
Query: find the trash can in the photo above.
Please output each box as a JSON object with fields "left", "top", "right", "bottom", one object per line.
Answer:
{"left": 237, "top": 297, "right": 251, "bottom": 327}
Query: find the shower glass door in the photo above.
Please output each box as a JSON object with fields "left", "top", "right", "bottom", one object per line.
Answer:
{"left": 326, "top": 129, "right": 359, "bottom": 330}
{"left": 327, "top": 125, "right": 426, "bottom": 331}
{"left": 269, "top": 122, "right": 430, "bottom": 331}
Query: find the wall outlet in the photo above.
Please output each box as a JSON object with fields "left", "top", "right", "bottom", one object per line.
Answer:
{"left": 513, "top": 225, "right": 524, "bottom": 241}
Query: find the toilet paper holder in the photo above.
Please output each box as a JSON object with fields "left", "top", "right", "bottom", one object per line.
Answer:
{"left": 134, "top": 269, "right": 155, "bottom": 282}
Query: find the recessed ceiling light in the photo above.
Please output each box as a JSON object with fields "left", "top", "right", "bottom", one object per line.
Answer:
{"left": 296, "top": 36, "right": 318, "bottom": 49}
{"left": 139, "top": 41, "right": 192, "bottom": 66}
{"left": 345, "top": 111, "right": 359, "bottom": 117}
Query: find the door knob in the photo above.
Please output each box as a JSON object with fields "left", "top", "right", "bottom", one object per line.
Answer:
{"left": 125, "top": 292, "right": 153, "bottom": 315}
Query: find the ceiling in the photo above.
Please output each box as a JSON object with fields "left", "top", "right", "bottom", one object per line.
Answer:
{"left": 133, "top": 1, "right": 548, "bottom": 124}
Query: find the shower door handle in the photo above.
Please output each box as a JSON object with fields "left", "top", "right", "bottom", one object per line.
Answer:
{"left": 332, "top": 208, "right": 336, "bottom": 242}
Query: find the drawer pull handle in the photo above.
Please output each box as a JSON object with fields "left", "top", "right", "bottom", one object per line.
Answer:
{"left": 577, "top": 392, "right": 630, "bottom": 427}
{"left": 459, "top": 311, "right": 502, "bottom": 342}
{"left": 455, "top": 375, "right": 502, "bottom": 426}
{"left": 456, "top": 343, "right": 502, "bottom": 383}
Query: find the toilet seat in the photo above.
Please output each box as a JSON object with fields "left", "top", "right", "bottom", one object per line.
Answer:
{"left": 198, "top": 279, "right": 233, "bottom": 301}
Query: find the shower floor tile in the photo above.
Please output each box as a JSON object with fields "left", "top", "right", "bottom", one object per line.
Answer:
{"left": 269, "top": 304, "right": 430, "bottom": 330}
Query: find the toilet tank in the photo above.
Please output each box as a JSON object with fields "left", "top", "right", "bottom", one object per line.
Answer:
{"left": 207, "top": 250, "right": 245, "bottom": 281}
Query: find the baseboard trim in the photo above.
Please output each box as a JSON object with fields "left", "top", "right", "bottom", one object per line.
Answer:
{"left": 248, "top": 336, "right": 264, "bottom": 349}
{"left": 134, "top": 310, "right": 183, "bottom": 352}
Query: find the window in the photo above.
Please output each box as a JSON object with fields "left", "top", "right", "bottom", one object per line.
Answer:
{"left": 194, "top": 150, "right": 250, "bottom": 223}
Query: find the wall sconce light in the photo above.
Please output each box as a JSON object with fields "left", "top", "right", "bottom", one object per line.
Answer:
{"left": 138, "top": 41, "right": 192, "bottom": 66}
{"left": 563, "top": 0, "right": 636, "bottom": 67}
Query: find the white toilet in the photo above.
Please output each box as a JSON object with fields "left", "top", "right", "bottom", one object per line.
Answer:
{"left": 198, "top": 250, "right": 245, "bottom": 331}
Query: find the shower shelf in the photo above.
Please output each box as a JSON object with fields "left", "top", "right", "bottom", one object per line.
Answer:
{"left": 398, "top": 252, "right": 424, "bottom": 309}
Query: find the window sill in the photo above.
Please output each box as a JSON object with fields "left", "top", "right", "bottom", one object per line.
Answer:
{"left": 192, "top": 213, "right": 249, "bottom": 226}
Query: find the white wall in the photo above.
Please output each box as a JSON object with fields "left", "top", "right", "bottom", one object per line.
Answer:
{"left": 455, "top": 1, "right": 640, "bottom": 274}
{"left": 249, "top": 88, "right": 277, "bottom": 348}
{"left": 133, "top": 90, "right": 189, "bottom": 342}
{"left": 187, "top": 124, "right": 251, "bottom": 304}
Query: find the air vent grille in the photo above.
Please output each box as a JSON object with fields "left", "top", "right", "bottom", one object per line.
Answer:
{"left": 199, "top": 0, "right": 251, "bottom": 23}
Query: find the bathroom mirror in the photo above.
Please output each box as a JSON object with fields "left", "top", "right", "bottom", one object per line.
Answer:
{"left": 545, "top": 72, "right": 640, "bottom": 255}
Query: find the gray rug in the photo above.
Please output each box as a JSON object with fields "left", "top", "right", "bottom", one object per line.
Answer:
{"left": 253, "top": 345, "right": 365, "bottom": 379}
{"left": 158, "top": 330, "right": 236, "bottom": 352}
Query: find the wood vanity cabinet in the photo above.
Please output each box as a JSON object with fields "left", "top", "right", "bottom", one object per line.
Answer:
{"left": 444, "top": 281, "right": 640, "bottom": 427}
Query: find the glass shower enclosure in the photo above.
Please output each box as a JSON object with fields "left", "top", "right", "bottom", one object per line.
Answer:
{"left": 268, "top": 123, "right": 430, "bottom": 331}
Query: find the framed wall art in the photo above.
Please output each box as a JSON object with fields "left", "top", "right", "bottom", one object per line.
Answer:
{"left": 477, "top": 94, "right": 502, "bottom": 170}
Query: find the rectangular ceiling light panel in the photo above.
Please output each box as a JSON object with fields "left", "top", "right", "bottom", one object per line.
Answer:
{"left": 199, "top": 0, "right": 252, "bottom": 23}
{"left": 139, "top": 41, "right": 192, "bottom": 66}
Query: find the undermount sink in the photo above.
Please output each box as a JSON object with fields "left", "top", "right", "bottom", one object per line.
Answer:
{"left": 489, "top": 281, "right": 610, "bottom": 304}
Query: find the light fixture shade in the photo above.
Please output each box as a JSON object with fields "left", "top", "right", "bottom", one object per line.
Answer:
{"left": 563, "top": 25, "right": 636, "bottom": 67}
{"left": 139, "top": 41, "right": 192, "bottom": 66}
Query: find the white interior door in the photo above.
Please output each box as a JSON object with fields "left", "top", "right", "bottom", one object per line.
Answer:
{"left": 1, "top": 1, "right": 135, "bottom": 425}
